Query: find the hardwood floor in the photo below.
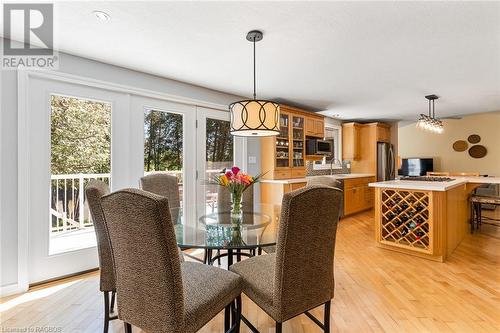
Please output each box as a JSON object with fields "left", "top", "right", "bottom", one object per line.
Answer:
{"left": 1, "top": 209, "right": 499, "bottom": 332}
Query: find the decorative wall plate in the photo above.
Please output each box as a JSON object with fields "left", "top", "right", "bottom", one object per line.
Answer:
{"left": 452, "top": 140, "right": 468, "bottom": 152}
{"left": 468, "top": 145, "right": 487, "bottom": 158}
{"left": 467, "top": 134, "right": 481, "bottom": 144}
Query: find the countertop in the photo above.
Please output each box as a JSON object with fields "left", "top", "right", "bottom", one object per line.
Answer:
{"left": 369, "top": 176, "right": 500, "bottom": 192}
{"left": 260, "top": 173, "right": 375, "bottom": 184}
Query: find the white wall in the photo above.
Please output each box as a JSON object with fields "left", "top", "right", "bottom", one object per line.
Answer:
{"left": 0, "top": 38, "right": 252, "bottom": 291}
{"left": 398, "top": 111, "right": 500, "bottom": 176}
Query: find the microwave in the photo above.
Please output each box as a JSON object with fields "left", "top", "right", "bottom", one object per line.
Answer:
{"left": 306, "top": 139, "right": 332, "bottom": 155}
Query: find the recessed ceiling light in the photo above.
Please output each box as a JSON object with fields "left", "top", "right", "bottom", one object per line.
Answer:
{"left": 93, "top": 10, "right": 111, "bottom": 21}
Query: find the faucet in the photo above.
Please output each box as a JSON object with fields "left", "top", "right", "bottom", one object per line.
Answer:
{"left": 328, "top": 157, "right": 342, "bottom": 175}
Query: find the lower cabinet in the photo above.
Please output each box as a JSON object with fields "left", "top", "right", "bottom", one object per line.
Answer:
{"left": 343, "top": 177, "right": 375, "bottom": 216}
{"left": 261, "top": 182, "right": 307, "bottom": 205}
{"left": 261, "top": 177, "right": 375, "bottom": 217}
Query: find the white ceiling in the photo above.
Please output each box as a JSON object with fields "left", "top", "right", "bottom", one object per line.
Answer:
{"left": 4, "top": 1, "right": 500, "bottom": 120}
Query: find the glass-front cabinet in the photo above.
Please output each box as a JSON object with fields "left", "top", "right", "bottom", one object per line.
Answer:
{"left": 262, "top": 105, "right": 317, "bottom": 179}
{"left": 275, "top": 112, "right": 290, "bottom": 168}
{"left": 291, "top": 115, "right": 305, "bottom": 168}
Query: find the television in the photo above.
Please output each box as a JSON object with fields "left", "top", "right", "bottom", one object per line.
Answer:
{"left": 400, "top": 158, "right": 434, "bottom": 177}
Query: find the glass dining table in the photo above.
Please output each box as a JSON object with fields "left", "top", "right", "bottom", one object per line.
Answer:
{"left": 171, "top": 204, "right": 280, "bottom": 266}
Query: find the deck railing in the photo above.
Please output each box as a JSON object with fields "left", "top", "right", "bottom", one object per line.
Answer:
{"left": 50, "top": 169, "right": 224, "bottom": 233}
{"left": 51, "top": 173, "right": 110, "bottom": 233}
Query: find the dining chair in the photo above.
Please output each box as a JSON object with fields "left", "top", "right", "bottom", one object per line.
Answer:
{"left": 140, "top": 173, "right": 181, "bottom": 222}
{"left": 85, "top": 180, "right": 117, "bottom": 333}
{"left": 230, "top": 185, "right": 342, "bottom": 333}
{"left": 306, "top": 176, "right": 341, "bottom": 189}
{"left": 307, "top": 176, "right": 343, "bottom": 219}
{"left": 101, "top": 188, "right": 242, "bottom": 333}
{"left": 140, "top": 173, "right": 202, "bottom": 260}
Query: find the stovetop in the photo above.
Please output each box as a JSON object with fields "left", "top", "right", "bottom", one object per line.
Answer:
{"left": 399, "top": 176, "right": 455, "bottom": 182}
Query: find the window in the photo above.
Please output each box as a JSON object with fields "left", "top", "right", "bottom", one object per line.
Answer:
{"left": 313, "top": 124, "right": 343, "bottom": 169}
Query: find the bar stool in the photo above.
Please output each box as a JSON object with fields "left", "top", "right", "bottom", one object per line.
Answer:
{"left": 470, "top": 194, "right": 500, "bottom": 233}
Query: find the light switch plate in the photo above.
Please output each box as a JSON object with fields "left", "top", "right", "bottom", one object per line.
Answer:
{"left": 248, "top": 156, "right": 257, "bottom": 164}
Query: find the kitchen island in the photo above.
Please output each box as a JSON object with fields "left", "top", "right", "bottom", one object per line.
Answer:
{"left": 369, "top": 177, "right": 500, "bottom": 262}
{"left": 261, "top": 173, "right": 375, "bottom": 216}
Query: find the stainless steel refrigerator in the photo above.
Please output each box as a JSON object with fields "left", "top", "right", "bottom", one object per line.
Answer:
{"left": 377, "top": 142, "right": 395, "bottom": 181}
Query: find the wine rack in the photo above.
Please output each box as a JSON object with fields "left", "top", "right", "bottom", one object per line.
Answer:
{"left": 380, "top": 189, "right": 431, "bottom": 252}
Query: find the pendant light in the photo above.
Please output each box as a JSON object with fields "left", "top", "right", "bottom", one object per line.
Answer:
{"left": 416, "top": 94, "right": 444, "bottom": 134}
{"left": 229, "top": 30, "right": 280, "bottom": 136}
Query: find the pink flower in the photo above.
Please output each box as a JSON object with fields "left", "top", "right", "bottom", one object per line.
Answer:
{"left": 231, "top": 166, "right": 240, "bottom": 175}
{"left": 225, "top": 170, "right": 233, "bottom": 179}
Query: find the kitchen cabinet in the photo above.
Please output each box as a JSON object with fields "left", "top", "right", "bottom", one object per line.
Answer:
{"left": 376, "top": 125, "right": 390, "bottom": 143}
{"left": 305, "top": 116, "right": 324, "bottom": 138}
{"left": 260, "top": 181, "right": 307, "bottom": 205}
{"left": 343, "top": 176, "right": 375, "bottom": 216}
{"left": 342, "top": 123, "right": 361, "bottom": 160}
{"left": 343, "top": 122, "right": 391, "bottom": 174}
{"left": 261, "top": 105, "right": 324, "bottom": 179}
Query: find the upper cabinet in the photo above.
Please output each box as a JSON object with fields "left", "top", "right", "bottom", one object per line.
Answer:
{"left": 342, "top": 122, "right": 392, "bottom": 173}
{"left": 261, "top": 105, "right": 324, "bottom": 179}
{"left": 376, "top": 125, "right": 390, "bottom": 143}
{"left": 342, "top": 123, "right": 361, "bottom": 160}
{"left": 305, "top": 116, "right": 324, "bottom": 138}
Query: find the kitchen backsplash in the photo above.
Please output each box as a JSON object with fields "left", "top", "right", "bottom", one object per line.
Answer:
{"left": 306, "top": 160, "right": 350, "bottom": 176}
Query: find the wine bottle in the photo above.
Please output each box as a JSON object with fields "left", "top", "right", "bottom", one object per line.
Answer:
{"left": 401, "top": 227, "right": 409, "bottom": 237}
{"left": 415, "top": 230, "right": 425, "bottom": 240}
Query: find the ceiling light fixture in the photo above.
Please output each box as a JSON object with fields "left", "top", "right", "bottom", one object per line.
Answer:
{"left": 229, "top": 30, "right": 280, "bottom": 136}
{"left": 416, "top": 94, "right": 443, "bottom": 134}
{"left": 93, "top": 10, "right": 111, "bottom": 21}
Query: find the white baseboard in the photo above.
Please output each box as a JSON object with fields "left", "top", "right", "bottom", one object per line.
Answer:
{"left": 0, "top": 283, "right": 25, "bottom": 297}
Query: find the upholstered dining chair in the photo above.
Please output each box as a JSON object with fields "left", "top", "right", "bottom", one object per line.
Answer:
{"left": 100, "top": 188, "right": 242, "bottom": 333}
{"left": 140, "top": 173, "right": 181, "bottom": 223}
{"left": 306, "top": 175, "right": 342, "bottom": 189}
{"left": 85, "top": 180, "right": 117, "bottom": 333}
{"left": 307, "top": 176, "right": 343, "bottom": 218}
{"left": 230, "top": 185, "right": 342, "bottom": 333}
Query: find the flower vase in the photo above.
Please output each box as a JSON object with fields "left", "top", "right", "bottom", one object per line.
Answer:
{"left": 230, "top": 191, "right": 243, "bottom": 223}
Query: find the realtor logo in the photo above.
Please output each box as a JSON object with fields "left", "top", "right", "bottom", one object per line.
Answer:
{"left": 2, "top": 3, "right": 58, "bottom": 69}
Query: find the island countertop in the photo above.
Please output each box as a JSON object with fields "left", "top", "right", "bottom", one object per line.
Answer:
{"left": 261, "top": 173, "right": 375, "bottom": 184}
{"left": 369, "top": 176, "right": 500, "bottom": 192}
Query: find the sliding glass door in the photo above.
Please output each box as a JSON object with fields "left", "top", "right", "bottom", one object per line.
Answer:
{"left": 130, "top": 96, "right": 197, "bottom": 224}
{"left": 196, "top": 107, "right": 245, "bottom": 218}
{"left": 26, "top": 77, "right": 130, "bottom": 284}
{"left": 24, "top": 80, "right": 242, "bottom": 285}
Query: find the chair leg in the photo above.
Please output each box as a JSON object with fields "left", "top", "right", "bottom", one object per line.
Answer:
{"left": 110, "top": 291, "right": 116, "bottom": 313}
{"left": 276, "top": 322, "right": 282, "bottom": 333}
{"left": 103, "top": 292, "right": 110, "bottom": 333}
{"left": 124, "top": 322, "right": 132, "bottom": 333}
{"left": 478, "top": 203, "right": 482, "bottom": 229}
{"left": 470, "top": 201, "right": 475, "bottom": 233}
{"left": 231, "top": 296, "right": 242, "bottom": 333}
{"left": 208, "top": 249, "right": 213, "bottom": 265}
{"left": 217, "top": 249, "right": 221, "bottom": 265}
{"left": 224, "top": 304, "right": 231, "bottom": 331}
{"left": 203, "top": 249, "right": 208, "bottom": 264}
{"left": 258, "top": 247, "right": 262, "bottom": 255}
{"left": 324, "top": 301, "right": 331, "bottom": 333}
